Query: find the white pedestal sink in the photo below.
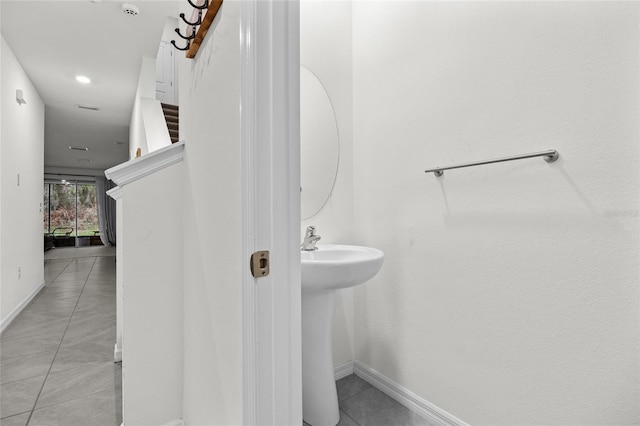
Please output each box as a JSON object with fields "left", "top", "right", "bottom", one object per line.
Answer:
{"left": 301, "top": 244, "right": 384, "bottom": 426}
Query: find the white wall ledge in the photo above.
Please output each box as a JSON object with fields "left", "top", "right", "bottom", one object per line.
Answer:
{"left": 107, "top": 186, "right": 124, "bottom": 201}
{"left": 105, "top": 141, "right": 184, "bottom": 188}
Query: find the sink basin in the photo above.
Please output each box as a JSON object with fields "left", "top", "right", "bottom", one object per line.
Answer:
{"left": 301, "top": 244, "right": 384, "bottom": 426}
{"left": 301, "top": 244, "right": 384, "bottom": 292}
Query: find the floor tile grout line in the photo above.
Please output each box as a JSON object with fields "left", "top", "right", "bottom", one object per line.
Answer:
{"left": 43, "top": 259, "right": 75, "bottom": 286}
{"left": 25, "top": 256, "right": 98, "bottom": 426}
{"left": 1, "top": 324, "right": 69, "bottom": 346}
{"left": 28, "top": 382, "right": 118, "bottom": 413}
{"left": 43, "top": 359, "right": 114, "bottom": 380}
{"left": 0, "top": 409, "right": 31, "bottom": 421}
{"left": 0, "top": 259, "right": 73, "bottom": 341}
{"left": 340, "top": 409, "right": 361, "bottom": 426}
{"left": 0, "top": 360, "right": 51, "bottom": 386}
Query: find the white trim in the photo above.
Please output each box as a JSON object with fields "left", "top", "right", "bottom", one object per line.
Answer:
{"left": 241, "top": 1, "right": 301, "bottom": 424}
{"left": 104, "top": 141, "right": 184, "bottom": 187}
{"left": 354, "top": 361, "right": 468, "bottom": 426}
{"left": 107, "top": 186, "right": 123, "bottom": 201}
{"left": 241, "top": 0, "right": 258, "bottom": 423}
{"left": 0, "top": 281, "right": 45, "bottom": 333}
{"left": 334, "top": 360, "right": 355, "bottom": 381}
{"left": 114, "top": 342, "right": 122, "bottom": 363}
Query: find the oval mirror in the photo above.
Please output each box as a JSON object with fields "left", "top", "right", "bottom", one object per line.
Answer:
{"left": 300, "top": 65, "right": 340, "bottom": 220}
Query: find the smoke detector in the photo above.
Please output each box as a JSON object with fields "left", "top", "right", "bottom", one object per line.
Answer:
{"left": 122, "top": 3, "right": 140, "bottom": 16}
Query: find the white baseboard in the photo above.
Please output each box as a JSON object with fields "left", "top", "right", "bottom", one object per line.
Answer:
{"left": 0, "top": 281, "right": 45, "bottom": 334}
{"left": 353, "top": 361, "right": 467, "bottom": 426}
{"left": 114, "top": 343, "right": 122, "bottom": 363}
{"left": 334, "top": 360, "right": 354, "bottom": 381}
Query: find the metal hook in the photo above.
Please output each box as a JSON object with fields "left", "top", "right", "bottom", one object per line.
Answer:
{"left": 171, "top": 39, "right": 190, "bottom": 51}
{"left": 186, "top": 0, "right": 209, "bottom": 10}
{"left": 174, "top": 27, "right": 196, "bottom": 41}
{"left": 179, "top": 11, "right": 202, "bottom": 26}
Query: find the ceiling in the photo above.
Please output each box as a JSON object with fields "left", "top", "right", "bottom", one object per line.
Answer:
{"left": 1, "top": 0, "right": 179, "bottom": 173}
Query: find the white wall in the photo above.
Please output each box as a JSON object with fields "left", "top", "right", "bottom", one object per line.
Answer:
{"left": 160, "top": 17, "right": 179, "bottom": 43}
{"left": 159, "top": 17, "right": 180, "bottom": 105}
{"left": 117, "top": 162, "right": 184, "bottom": 426}
{"left": 0, "top": 35, "right": 45, "bottom": 330}
{"left": 178, "top": 1, "right": 243, "bottom": 424}
{"left": 141, "top": 97, "right": 172, "bottom": 152}
{"left": 129, "top": 56, "right": 171, "bottom": 158}
{"left": 130, "top": 57, "right": 153, "bottom": 158}
{"left": 352, "top": 2, "right": 639, "bottom": 424}
{"left": 1, "top": 11, "right": 3, "bottom": 311}
{"left": 44, "top": 166, "right": 108, "bottom": 177}
{"left": 300, "top": 0, "right": 355, "bottom": 369}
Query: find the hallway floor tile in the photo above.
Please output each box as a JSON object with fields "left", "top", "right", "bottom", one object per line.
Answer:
{"left": 1, "top": 250, "right": 121, "bottom": 425}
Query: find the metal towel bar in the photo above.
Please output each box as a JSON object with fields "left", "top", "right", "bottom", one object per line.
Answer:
{"left": 425, "top": 149, "right": 559, "bottom": 177}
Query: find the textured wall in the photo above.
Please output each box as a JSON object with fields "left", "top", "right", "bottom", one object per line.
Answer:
{"left": 352, "top": 2, "right": 639, "bottom": 424}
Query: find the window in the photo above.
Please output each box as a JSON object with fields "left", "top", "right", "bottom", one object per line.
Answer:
{"left": 76, "top": 184, "right": 98, "bottom": 237}
{"left": 43, "top": 181, "right": 98, "bottom": 243}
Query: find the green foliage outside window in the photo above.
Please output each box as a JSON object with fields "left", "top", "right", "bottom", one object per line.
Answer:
{"left": 43, "top": 183, "right": 99, "bottom": 237}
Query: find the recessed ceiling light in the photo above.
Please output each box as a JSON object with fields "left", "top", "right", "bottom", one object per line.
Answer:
{"left": 75, "top": 75, "right": 91, "bottom": 84}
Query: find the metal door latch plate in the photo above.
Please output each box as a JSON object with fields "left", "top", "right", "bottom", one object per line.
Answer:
{"left": 250, "top": 251, "right": 270, "bottom": 278}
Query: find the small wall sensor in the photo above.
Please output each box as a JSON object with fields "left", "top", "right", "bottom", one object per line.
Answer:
{"left": 16, "top": 89, "right": 26, "bottom": 105}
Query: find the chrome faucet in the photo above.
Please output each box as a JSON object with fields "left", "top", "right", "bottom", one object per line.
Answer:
{"left": 301, "top": 226, "right": 321, "bottom": 251}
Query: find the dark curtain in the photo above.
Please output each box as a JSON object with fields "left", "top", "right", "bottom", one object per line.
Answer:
{"left": 96, "top": 176, "right": 117, "bottom": 246}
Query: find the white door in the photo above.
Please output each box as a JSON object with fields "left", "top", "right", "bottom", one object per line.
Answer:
{"left": 156, "top": 41, "right": 175, "bottom": 104}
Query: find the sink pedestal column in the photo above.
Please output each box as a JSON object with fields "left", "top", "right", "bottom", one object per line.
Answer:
{"left": 302, "top": 290, "right": 340, "bottom": 426}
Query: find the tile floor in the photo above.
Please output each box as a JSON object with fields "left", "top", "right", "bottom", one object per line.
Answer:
{"left": 304, "top": 374, "right": 435, "bottom": 426}
{"left": 3, "top": 247, "right": 430, "bottom": 426}
{"left": 1, "top": 249, "right": 121, "bottom": 425}
{"left": 42, "top": 246, "right": 116, "bottom": 261}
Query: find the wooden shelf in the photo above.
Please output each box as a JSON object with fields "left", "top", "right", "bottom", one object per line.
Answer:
{"left": 186, "top": 0, "right": 224, "bottom": 59}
